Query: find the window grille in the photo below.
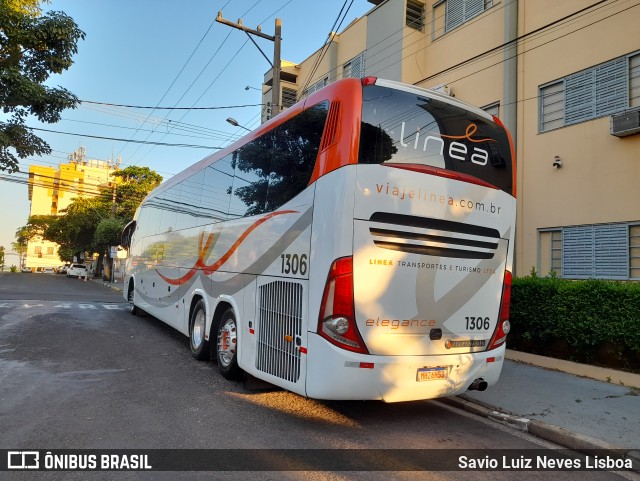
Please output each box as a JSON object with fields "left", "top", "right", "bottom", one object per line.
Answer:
{"left": 281, "top": 87, "right": 297, "bottom": 108}
{"left": 343, "top": 53, "right": 365, "bottom": 79}
{"left": 540, "top": 52, "right": 639, "bottom": 131}
{"left": 406, "top": 0, "right": 425, "bottom": 30}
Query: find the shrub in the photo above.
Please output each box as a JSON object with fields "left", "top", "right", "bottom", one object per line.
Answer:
{"left": 508, "top": 276, "right": 640, "bottom": 372}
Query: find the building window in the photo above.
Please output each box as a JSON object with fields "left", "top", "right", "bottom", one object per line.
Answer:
{"left": 539, "top": 223, "right": 640, "bottom": 280}
{"left": 281, "top": 87, "right": 297, "bottom": 108}
{"left": 302, "top": 77, "right": 328, "bottom": 98}
{"left": 343, "top": 53, "right": 365, "bottom": 79}
{"left": 433, "top": 0, "right": 487, "bottom": 37}
{"left": 46, "top": 247, "right": 54, "bottom": 255}
{"left": 539, "top": 81, "right": 564, "bottom": 131}
{"left": 630, "top": 53, "right": 640, "bottom": 108}
{"left": 539, "top": 52, "right": 640, "bottom": 132}
{"left": 631, "top": 224, "right": 640, "bottom": 279}
{"left": 482, "top": 102, "right": 500, "bottom": 118}
{"left": 406, "top": 0, "right": 425, "bottom": 31}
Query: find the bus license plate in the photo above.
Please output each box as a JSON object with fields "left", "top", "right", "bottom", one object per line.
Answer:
{"left": 416, "top": 367, "right": 447, "bottom": 382}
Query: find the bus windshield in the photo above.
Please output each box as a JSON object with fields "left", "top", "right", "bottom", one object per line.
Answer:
{"left": 358, "top": 85, "right": 513, "bottom": 194}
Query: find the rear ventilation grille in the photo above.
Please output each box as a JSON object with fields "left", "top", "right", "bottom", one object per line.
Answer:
{"left": 320, "top": 101, "right": 340, "bottom": 151}
{"left": 256, "top": 280, "right": 303, "bottom": 382}
{"left": 369, "top": 212, "right": 500, "bottom": 260}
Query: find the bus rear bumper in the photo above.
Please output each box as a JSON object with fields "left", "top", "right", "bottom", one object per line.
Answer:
{"left": 305, "top": 334, "right": 505, "bottom": 403}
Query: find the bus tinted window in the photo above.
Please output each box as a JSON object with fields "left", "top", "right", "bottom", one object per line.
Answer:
{"left": 359, "top": 85, "right": 513, "bottom": 194}
{"left": 231, "top": 101, "right": 329, "bottom": 217}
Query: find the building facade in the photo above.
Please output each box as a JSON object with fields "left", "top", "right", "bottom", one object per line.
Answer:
{"left": 26, "top": 147, "right": 119, "bottom": 269}
{"left": 264, "top": 0, "right": 640, "bottom": 279}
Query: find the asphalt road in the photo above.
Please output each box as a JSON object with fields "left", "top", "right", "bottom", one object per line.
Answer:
{"left": 0, "top": 272, "right": 635, "bottom": 480}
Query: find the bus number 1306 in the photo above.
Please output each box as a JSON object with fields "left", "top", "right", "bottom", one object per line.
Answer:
{"left": 280, "top": 253, "right": 308, "bottom": 276}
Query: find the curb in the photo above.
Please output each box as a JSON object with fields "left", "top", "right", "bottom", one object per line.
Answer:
{"left": 90, "top": 278, "right": 123, "bottom": 293}
{"left": 441, "top": 395, "right": 639, "bottom": 471}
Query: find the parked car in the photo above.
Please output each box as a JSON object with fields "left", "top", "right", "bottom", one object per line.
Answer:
{"left": 42, "top": 267, "right": 56, "bottom": 274}
{"left": 66, "top": 264, "right": 88, "bottom": 278}
{"left": 57, "top": 265, "right": 70, "bottom": 274}
{"left": 21, "top": 267, "right": 32, "bottom": 273}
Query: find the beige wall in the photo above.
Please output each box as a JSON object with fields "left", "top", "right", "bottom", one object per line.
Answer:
{"left": 517, "top": 0, "right": 640, "bottom": 274}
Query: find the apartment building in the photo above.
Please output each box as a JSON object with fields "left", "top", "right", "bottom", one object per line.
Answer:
{"left": 263, "top": 0, "right": 640, "bottom": 279}
{"left": 26, "top": 147, "right": 118, "bottom": 269}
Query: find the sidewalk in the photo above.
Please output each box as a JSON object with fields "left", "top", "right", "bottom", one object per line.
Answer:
{"left": 92, "top": 277, "right": 123, "bottom": 293}
{"left": 443, "top": 351, "right": 640, "bottom": 462}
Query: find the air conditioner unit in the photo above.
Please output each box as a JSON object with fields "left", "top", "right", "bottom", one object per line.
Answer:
{"left": 610, "top": 107, "right": 640, "bottom": 137}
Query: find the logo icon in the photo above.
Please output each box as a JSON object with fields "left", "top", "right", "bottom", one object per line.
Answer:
{"left": 8, "top": 451, "right": 39, "bottom": 470}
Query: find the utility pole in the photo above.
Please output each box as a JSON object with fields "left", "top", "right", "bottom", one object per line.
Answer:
{"left": 215, "top": 12, "right": 282, "bottom": 120}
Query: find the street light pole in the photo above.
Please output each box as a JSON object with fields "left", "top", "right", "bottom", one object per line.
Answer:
{"left": 226, "top": 117, "right": 251, "bottom": 132}
{"left": 215, "top": 12, "right": 281, "bottom": 119}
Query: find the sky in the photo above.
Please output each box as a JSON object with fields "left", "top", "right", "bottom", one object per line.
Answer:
{"left": 0, "top": 0, "right": 374, "bottom": 265}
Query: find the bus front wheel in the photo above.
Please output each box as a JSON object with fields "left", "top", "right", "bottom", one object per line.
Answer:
{"left": 190, "top": 299, "right": 210, "bottom": 360}
{"left": 216, "top": 308, "right": 242, "bottom": 380}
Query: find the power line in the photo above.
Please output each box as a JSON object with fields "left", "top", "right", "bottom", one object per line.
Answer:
{"left": 79, "top": 100, "right": 265, "bottom": 110}
{"left": 299, "top": 0, "right": 354, "bottom": 96}
{"left": 27, "top": 126, "right": 226, "bottom": 149}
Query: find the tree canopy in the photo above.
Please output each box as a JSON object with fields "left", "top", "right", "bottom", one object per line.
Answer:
{"left": 0, "top": 0, "right": 85, "bottom": 172}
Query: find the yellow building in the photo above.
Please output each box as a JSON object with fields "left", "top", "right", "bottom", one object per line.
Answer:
{"left": 26, "top": 147, "right": 119, "bottom": 269}
{"left": 265, "top": 0, "right": 640, "bottom": 280}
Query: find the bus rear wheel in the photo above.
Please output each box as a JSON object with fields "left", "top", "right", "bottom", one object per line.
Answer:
{"left": 128, "top": 284, "right": 139, "bottom": 315}
{"left": 190, "top": 299, "right": 210, "bottom": 360}
{"left": 216, "top": 308, "right": 241, "bottom": 380}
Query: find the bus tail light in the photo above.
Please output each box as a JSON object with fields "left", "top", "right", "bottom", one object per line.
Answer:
{"left": 362, "top": 76, "right": 377, "bottom": 86}
{"left": 318, "top": 257, "right": 369, "bottom": 354}
{"left": 487, "top": 270, "right": 512, "bottom": 351}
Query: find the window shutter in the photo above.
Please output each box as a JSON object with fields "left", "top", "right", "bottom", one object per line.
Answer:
{"left": 563, "top": 224, "right": 629, "bottom": 279}
{"left": 562, "top": 226, "right": 594, "bottom": 278}
{"left": 445, "top": 0, "right": 464, "bottom": 32}
{"left": 594, "top": 224, "right": 628, "bottom": 279}
{"left": 595, "top": 57, "right": 627, "bottom": 116}
{"left": 351, "top": 54, "right": 365, "bottom": 78}
{"left": 344, "top": 53, "right": 365, "bottom": 79}
{"left": 630, "top": 53, "right": 640, "bottom": 108}
{"left": 464, "top": 0, "right": 484, "bottom": 20}
{"left": 565, "top": 70, "right": 595, "bottom": 125}
{"left": 540, "top": 81, "right": 564, "bottom": 131}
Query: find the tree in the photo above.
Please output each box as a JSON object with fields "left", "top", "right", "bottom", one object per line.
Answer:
{"left": 0, "top": 0, "right": 85, "bottom": 172}
{"left": 44, "top": 197, "right": 109, "bottom": 261}
{"left": 105, "top": 166, "right": 163, "bottom": 219}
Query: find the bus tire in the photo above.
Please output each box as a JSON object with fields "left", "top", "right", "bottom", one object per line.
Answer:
{"left": 216, "top": 307, "right": 242, "bottom": 380}
{"left": 128, "top": 284, "right": 139, "bottom": 316}
{"left": 190, "top": 299, "right": 210, "bottom": 360}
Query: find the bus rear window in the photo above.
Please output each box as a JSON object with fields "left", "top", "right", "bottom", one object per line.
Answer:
{"left": 358, "top": 85, "right": 513, "bottom": 194}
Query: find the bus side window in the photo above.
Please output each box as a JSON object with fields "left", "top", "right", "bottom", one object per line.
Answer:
{"left": 201, "top": 156, "right": 234, "bottom": 224}
{"left": 265, "top": 102, "right": 328, "bottom": 212}
{"left": 158, "top": 184, "right": 180, "bottom": 233}
{"left": 230, "top": 132, "right": 274, "bottom": 218}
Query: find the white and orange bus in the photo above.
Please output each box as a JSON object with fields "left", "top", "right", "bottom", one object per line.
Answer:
{"left": 122, "top": 77, "right": 516, "bottom": 402}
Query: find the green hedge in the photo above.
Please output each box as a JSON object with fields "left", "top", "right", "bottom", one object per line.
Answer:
{"left": 508, "top": 276, "right": 640, "bottom": 373}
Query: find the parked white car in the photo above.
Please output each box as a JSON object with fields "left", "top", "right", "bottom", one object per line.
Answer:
{"left": 66, "top": 264, "right": 88, "bottom": 278}
{"left": 42, "top": 267, "right": 56, "bottom": 274}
